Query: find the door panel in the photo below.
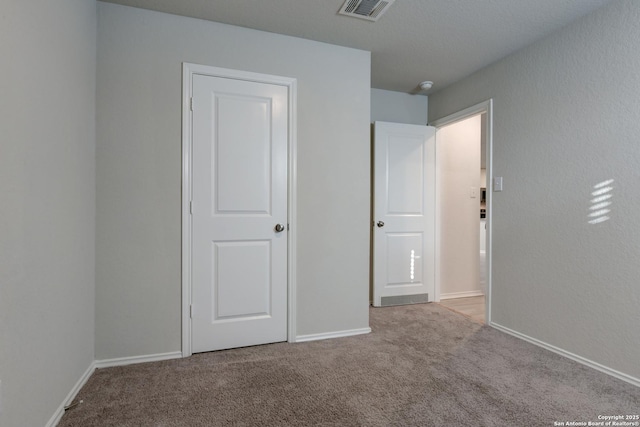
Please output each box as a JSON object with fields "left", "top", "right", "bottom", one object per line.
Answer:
{"left": 192, "top": 74, "right": 288, "bottom": 352}
{"left": 387, "top": 135, "right": 425, "bottom": 215}
{"left": 215, "top": 94, "right": 271, "bottom": 214}
{"left": 373, "top": 122, "right": 435, "bottom": 307}
{"left": 214, "top": 241, "right": 271, "bottom": 319}
{"left": 386, "top": 233, "right": 423, "bottom": 286}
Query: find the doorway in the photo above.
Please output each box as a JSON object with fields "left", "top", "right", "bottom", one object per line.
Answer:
{"left": 431, "top": 100, "right": 493, "bottom": 325}
{"left": 181, "top": 63, "right": 298, "bottom": 356}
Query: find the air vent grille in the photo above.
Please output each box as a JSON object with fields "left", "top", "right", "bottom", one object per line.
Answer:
{"left": 338, "top": 0, "right": 396, "bottom": 22}
{"left": 380, "top": 294, "right": 429, "bottom": 307}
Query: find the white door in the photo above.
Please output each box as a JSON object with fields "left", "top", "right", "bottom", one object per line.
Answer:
{"left": 191, "top": 74, "right": 288, "bottom": 352}
{"left": 373, "top": 122, "right": 436, "bottom": 307}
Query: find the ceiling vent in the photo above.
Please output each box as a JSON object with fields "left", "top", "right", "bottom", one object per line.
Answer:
{"left": 338, "top": 0, "right": 396, "bottom": 22}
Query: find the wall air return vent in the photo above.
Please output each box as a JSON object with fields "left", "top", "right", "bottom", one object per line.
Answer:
{"left": 338, "top": 0, "right": 396, "bottom": 22}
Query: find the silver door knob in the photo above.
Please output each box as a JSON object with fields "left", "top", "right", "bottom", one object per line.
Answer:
{"left": 377, "top": 221, "right": 384, "bottom": 228}
{"left": 275, "top": 224, "right": 285, "bottom": 232}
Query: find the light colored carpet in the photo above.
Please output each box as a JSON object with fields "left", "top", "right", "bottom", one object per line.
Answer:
{"left": 60, "top": 303, "right": 639, "bottom": 426}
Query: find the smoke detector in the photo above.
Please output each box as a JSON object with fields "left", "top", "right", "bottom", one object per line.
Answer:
{"left": 419, "top": 81, "right": 434, "bottom": 91}
{"left": 338, "top": 0, "right": 396, "bottom": 22}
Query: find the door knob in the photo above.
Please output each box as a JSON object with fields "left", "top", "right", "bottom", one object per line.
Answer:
{"left": 376, "top": 221, "right": 384, "bottom": 228}
{"left": 275, "top": 224, "right": 285, "bottom": 232}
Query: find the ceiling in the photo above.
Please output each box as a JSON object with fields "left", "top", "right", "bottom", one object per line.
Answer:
{"left": 101, "top": 0, "right": 612, "bottom": 94}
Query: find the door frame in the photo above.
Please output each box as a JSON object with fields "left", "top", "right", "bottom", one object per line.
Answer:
{"left": 181, "top": 63, "right": 298, "bottom": 357}
{"left": 430, "top": 99, "right": 493, "bottom": 324}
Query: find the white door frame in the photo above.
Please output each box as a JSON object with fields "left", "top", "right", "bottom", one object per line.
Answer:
{"left": 430, "top": 99, "right": 493, "bottom": 324}
{"left": 181, "top": 63, "right": 298, "bottom": 357}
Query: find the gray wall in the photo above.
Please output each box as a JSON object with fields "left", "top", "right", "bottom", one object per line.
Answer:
{"left": 371, "top": 88, "right": 428, "bottom": 125}
{"left": 0, "top": 1, "right": 97, "bottom": 426}
{"left": 96, "top": 2, "right": 371, "bottom": 359}
{"left": 429, "top": 0, "right": 640, "bottom": 380}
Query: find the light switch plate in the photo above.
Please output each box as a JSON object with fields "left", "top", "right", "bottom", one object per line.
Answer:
{"left": 494, "top": 177, "right": 503, "bottom": 192}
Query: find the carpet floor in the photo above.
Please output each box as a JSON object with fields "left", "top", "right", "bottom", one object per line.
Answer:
{"left": 59, "top": 303, "right": 639, "bottom": 426}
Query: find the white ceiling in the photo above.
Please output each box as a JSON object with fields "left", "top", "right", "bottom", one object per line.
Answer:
{"left": 101, "top": 0, "right": 612, "bottom": 94}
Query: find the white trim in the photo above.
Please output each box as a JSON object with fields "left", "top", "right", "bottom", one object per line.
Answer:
{"left": 94, "top": 351, "right": 183, "bottom": 369}
{"left": 430, "top": 99, "right": 493, "bottom": 325}
{"left": 491, "top": 322, "right": 640, "bottom": 388}
{"left": 295, "top": 327, "right": 372, "bottom": 343}
{"left": 433, "top": 152, "right": 441, "bottom": 303}
{"left": 440, "top": 290, "right": 484, "bottom": 300}
{"left": 182, "top": 63, "right": 298, "bottom": 355}
{"left": 287, "top": 79, "right": 298, "bottom": 344}
{"left": 46, "top": 361, "right": 96, "bottom": 427}
{"left": 181, "top": 63, "right": 193, "bottom": 357}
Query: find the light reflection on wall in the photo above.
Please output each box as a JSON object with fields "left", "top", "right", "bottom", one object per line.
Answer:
{"left": 410, "top": 249, "right": 415, "bottom": 281}
{"left": 588, "top": 179, "right": 614, "bottom": 225}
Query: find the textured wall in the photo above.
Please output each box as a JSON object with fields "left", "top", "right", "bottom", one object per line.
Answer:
{"left": 371, "top": 89, "right": 428, "bottom": 125}
{"left": 0, "top": 1, "right": 97, "bottom": 426}
{"left": 429, "top": 0, "right": 640, "bottom": 379}
{"left": 96, "top": 2, "right": 371, "bottom": 359}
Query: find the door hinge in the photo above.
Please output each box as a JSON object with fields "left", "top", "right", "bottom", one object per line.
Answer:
{"left": 189, "top": 304, "right": 193, "bottom": 319}
{"left": 190, "top": 97, "right": 194, "bottom": 111}
{"left": 189, "top": 201, "right": 193, "bottom": 214}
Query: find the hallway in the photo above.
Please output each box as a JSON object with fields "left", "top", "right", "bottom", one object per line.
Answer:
{"left": 438, "top": 295, "right": 485, "bottom": 324}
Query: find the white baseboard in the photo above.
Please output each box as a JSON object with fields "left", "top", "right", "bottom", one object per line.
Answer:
{"left": 46, "top": 361, "right": 96, "bottom": 427}
{"left": 440, "top": 290, "right": 484, "bottom": 300}
{"left": 295, "top": 327, "right": 372, "bottom": 343}
{"left": 490, "top": 322, "right": 640, "bottom": 388}
{"left": 94, "top": 351, "right": 183, "bottom": 369}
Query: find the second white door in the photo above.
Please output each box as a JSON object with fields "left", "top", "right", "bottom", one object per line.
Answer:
{"left": 191, "top": 73, "right": 288, "bottom": 352}
{"left": 373, "top": 122, "right": 436, "bottom": 307}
